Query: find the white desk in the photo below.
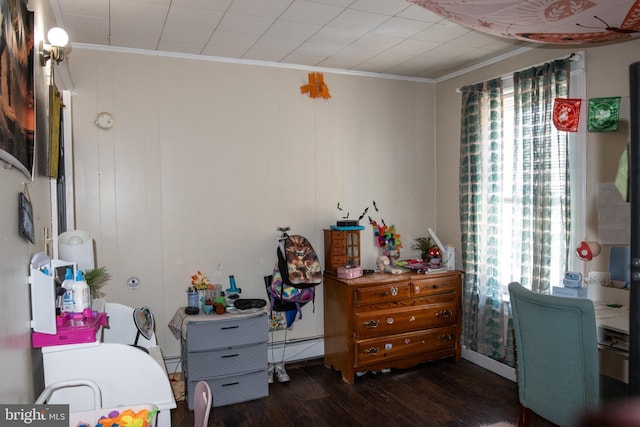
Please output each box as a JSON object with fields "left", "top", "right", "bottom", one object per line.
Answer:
{"left": 591, "top": 287, "right": 630, "bottom": 384}
{"left": 596, "top": 304, "right": 630, "bottom": 335}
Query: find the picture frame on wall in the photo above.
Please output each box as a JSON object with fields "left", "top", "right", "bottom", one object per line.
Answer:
{"left": 18, "top": 189, "right": 34, "bottom": 244}
{"left": 0, "top": 3, "right": 35, "bottom": 180}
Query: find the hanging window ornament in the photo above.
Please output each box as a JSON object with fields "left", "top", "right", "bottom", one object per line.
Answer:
{"left": 300, "top": 72, "right": 331, "bottom": 100}
{"left": 553, "top": 98, "right": 582, "bottom": 132}
{"left": 588, "top": 96, "right": 621, "bottom": 132}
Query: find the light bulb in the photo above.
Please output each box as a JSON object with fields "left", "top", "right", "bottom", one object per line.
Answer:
{"left": 47, "top": 27, "right": 69, "bottom": 47}
{"left": 68, "top": 236, "right": 83, "bottom": 245}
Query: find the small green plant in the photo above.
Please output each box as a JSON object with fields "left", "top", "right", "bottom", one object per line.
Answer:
{"left": 412, "top": 236, "right": 437, "bottom": 259}
{"left": 84, "top": 266, "right": 111, "bottom": 299}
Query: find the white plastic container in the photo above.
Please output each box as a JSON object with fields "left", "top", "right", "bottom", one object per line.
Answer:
{"left": 73, "top": 270, "right": 90, "bottom": 313}
{"left": 62, "top": 267, "right": 75, "bottom": 313}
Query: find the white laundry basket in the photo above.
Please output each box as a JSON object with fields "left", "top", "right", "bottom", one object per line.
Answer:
{"left": 36, "top": 379, "right": 158, "bottom": 427}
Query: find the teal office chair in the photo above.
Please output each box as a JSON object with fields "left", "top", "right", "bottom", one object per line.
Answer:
{"left": 508, "top": 282, "right": 599, "bottom": 427}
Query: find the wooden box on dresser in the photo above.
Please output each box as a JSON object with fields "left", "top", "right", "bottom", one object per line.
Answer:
{"left": 323, "top": 270, "right": 463, "bottom": 383}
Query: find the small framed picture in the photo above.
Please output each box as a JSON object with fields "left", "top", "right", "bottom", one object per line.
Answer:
{"left": 19, "top": 192, "right": 34, "bottom": 243}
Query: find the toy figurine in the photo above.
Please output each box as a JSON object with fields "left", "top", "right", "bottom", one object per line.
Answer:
{"left": 376, "top": 255, "right": 390, "bottom": 273}
{"left": 428, "top": 247, "right": 442, "bottom": 269}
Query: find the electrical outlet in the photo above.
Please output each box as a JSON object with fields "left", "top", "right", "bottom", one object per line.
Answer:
{"left": 127, "top": 276, "right": 141, "bottom": 290}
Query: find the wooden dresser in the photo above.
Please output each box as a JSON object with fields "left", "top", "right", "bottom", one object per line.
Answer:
{"left": 323, "top": 270, "right": 462, "bottom": 383}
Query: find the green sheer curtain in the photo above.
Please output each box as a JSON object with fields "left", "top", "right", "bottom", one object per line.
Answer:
{"left": 459, "top": 59, "right": 571, "bottom": 366}
{"left": 512, "top": 59, "right": 571, "bottom": 293}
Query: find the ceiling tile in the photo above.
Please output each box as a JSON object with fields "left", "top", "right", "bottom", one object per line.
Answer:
{"left": 57, "top": 0, "right": 109, "bottom": 17}
{"left": 55, "top": 0, "right": 533, "bottom": 79}
{"left": 110, "top": 0, "right": 170, "bottom": 24}
{"left": 265, "top": 20, "right": 322, "bottom": 40}
{"left": 308, "top": 26, "right": 360, "bottom": 45}
{"left": 349, "top": 0, "right": 411, "bottom": 16}
{"left": 227, "top": 0, "right": 292, "bottom": 17}
{"left": 412, "top": 22, "right": 470, "bottom": 43}
{"left": 317, "top": 46, "right": 378, "bottom": 69}
{"left": 61, "top": 14, "right": 110, "bottom": 45}
{"left": 165, "top": 6, "right": 224, "bottom": 29}
{"left": 172, "top": 0, "right": 233, "bottom": 11}
{"left": 372, "top": 16, "right": 433, "bottom": 39}
{"left": 160, "top": 25, "right": 212, "bottom": 46}
{"left": 396, "top": 4, "right": 444, "bottom": 23}
{"left": 217, "top": 13, "right": 276, "bottom": 35}
{"left": 327, "top": 8, "right": 389, "bottom": 32}
{"left": 292, "top": 40, "right": 343, "bottom": 57}
{"left": 251, "top": 36, "right": 303, "bottom": 54}
{"left": 281, "top": 51, "right": 329, "bottom": 67}
{"left": 281, "top": 0, "right": 344, "bottom": 25}
{"left": 348, "top": 33, "right": 403, "bottom": 51}
{"left": 201, "top": 30, "right": 258, "bottom": 57}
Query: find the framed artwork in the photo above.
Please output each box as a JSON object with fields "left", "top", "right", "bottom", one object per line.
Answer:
{"left": 0, "top": 1, "right": 35, "bottom": 179}
{"left": 18, "top": 190, "right": 34, "bottom": 243}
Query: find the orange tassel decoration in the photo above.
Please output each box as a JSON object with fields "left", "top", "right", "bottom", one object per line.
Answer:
{"left": 300, "top": 72, "right": 331, "bottom": 100}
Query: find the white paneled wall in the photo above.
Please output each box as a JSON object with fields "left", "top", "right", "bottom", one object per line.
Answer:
{"left": 68, "top": 48, "right": 437, "bottom": 359}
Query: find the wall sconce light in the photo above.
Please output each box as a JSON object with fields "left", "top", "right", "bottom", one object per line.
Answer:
{"left": 40, "top": 27, "right": 69, "bottom": 66}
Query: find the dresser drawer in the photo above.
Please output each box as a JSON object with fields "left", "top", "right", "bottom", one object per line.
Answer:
{"left": 354, "top": 301, "right": 458, "bottom": 338}
{"left": 187, "top": 369, "right": 268, "bottom": 408}
{"left": 331, "top": 255, "right": 347, "bottom": 266}
{"left": 186, "top": 313, "right": 267, "bottom": 351}
{"left": 355, "top": 325, "right": 457, "bottom": 368}
{"left": 355, "top": 281, "right": 411, "bottom": 305}
{"left": 331, "top": 245, "right": 346, "bottom": 255}
{"left": 330, "top": 230, "right": 346, "bottom": 242}
{"left": 186, "top": 343, "right": 266, "bottom": 379}
{"left": 412, "top": 275, "right": 460, "bottom": 296}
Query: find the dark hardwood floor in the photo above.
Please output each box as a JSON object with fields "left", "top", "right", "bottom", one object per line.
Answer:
{"left": 170, "top": 358, "right": 557, "bottom": 427}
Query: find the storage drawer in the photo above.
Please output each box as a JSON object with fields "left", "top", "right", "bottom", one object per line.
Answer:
{"left": 355, "top": 281, "right": 411, "bottom": 305}
{"left": 187, "top": 343, "right": 266, "bottom": 379}
{"left": 354, "top": 301, "right": 458, "bottom": 338}
{"left": 412, "top": 275, "right": 460, "bottom": 296}
{"left": 330, "top": 230, "right": 346, "bottom": 242}
{"left": 188, "top": 369, "right": 269, "bottom": 409}
{"left": 186, "top": 313, "right": 267, "bottom": 351}
{"left": 355, "top": 326, "right": 457, "bottom": 368}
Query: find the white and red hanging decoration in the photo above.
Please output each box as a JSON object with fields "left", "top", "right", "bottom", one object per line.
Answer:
{"left": 300, "top": 72, "right": 331, "bottom": 100}
{"left": 408, "top": 0, "right": 640, "bottom": 44}
{"left": 553, "top": 98, "right": 582, "bottom": 132}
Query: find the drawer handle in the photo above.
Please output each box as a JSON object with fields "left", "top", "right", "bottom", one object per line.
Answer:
{"left": 436, "top": 309, "right": 453, "bottom": 319}
{"left": 221, "top": 354, "right": 239, "bottom": 358}
{"left": 221, "top": 382, "right": 240, "bottom": 387}
{"left": 383, "top": 286, "right": 399, "bottom": 297}
{"left": 432, "top": 284, "right": 439, "bottom": 289}
{"left": 386, "top": 317, "right": 394, "bottom": 325}
{"left": 221, "top": 325, "right": 240, "bottom": 330}
{"left": 363, "top": 347, "right": 380, "bottom": 355}
{"left": 363, "top": 320, "right": 380, "bottom": 328}
{"left": 439, "top": 334, "right": 454, "bottom": 341}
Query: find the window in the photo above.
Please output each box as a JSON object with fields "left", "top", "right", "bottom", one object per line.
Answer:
{"left": 498, "top": 64, "right": 586, "bottom": 295}
{"left": 459, "top": 54, "right": 585, "bottom": 365}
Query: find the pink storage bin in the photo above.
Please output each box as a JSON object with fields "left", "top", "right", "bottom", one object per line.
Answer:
{"left": 337, "top": 265, "right": 363, "bottom": 279}
{"left": 32, "top": 311, "right": 108, "bottom": 348}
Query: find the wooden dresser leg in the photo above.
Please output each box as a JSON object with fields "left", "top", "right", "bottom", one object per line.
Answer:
{"left": 518, "top": 404, "right": 532, "bottom": 427}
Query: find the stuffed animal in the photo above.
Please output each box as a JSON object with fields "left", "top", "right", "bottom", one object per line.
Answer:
{"left": 376, "top": 255, "right": 390, "bottom": 272}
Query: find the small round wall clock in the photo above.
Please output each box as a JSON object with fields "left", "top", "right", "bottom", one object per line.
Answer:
{"left": 95, "top": 112, "right": 114, "bottom": 129}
